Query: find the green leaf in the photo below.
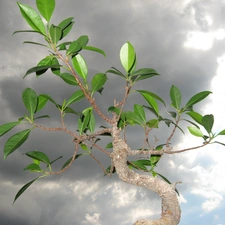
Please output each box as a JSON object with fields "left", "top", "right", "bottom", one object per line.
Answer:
{"left": 67, "top": 41, "right": 82, "bottom": 55}
{"left": 128, "top": 160, "right": 147, "bottom": 171}
{"left": 108, "top": 106, "right": 120, "bottom": 114}
{"left": 17, "top": 2, "right": 46, "bottom": 35}
{"left": 106, "top": 69, "right": 125, "bottom": 78}
{"left": 217, "top": 129, "right": 225, "bottom": 135}
{"left": 137, "top": 90, "right": 166, "bottom": 106}
{"left": 105, "top": 142, "right": 113, "bottom": 149}
{"left": 124, "top": 111, "right": 144, "bottom": 126}
{"left": 58, "top": 17, "right": 74, "bottom": 40}
{"left": 150, "top": 155, "right": 161, "bottom": 166}
{"left": 134, "top": 104, "right": 146, "bottom": 122}
{"left": 23, "top": 41, "right": 49, "bottom": 48}
{"left": 186, "top": 111, "right": 203, "bottom": 125}
{"left": 167, "top": 111, "right": 177, "bottom": 118}
{"left": 38, "top": 94, "right": 60, "bottom": 110}
{"left": 77, "top": 35, "right": 89, "bottom": 46}
{"left": 24, "top": 65, "right": 61, "bottom": 78}
{"left": 24, "top": 163, "right": 42, "bottom": 172}
{"left": 59, "top": 73, "right": 78, "bottom": 85}
{"left": 120, "top": 42, "right": 136, "bottom": 73}
{"left": 49, "top": 25, "right": 62, "bottom": 44}
{"left": 82, "top": 46, "right": 106, "bottom": 57}
{"left": 4, "top": 129, "right": 31, "bottom": 159}
{"left": 91, "top": 73, "right": 107, "bottom": 95}
{"left": 13, "top": 30, "right": 43, "bottom": 35}
{"left": 13, "top": 177, "right": 39, "bottom": 204}
{"left": 65, "top": 90, "right": 85, "bottom": 107}
{"left": 72, "top": 54, "right": 88, "bottom": 80}
{"left": 78, "top": 108, "right": 91, "bottom": 134}
{"left": 138, "top": 92, "right": 159, "bottom": 116}
{"left": 146, "top": 119, "right": 159, "bottom": 128}
{"left": 36, "top": 0, "right": 55, "bottom": 22}
{"left": 57, "top": 41, "right": 72, "bottom": 50}
{"left": 170, "top": 85, "right": 182, "bottom": 110}
{"left": 188, "top": 126, "right": 204, "bottom": 137}
{"left": 61, "top": 154, "right": 83, "bottom": 170}
{"left": 25, "top": 151, "right": 50, "bottom": 165}
{"left": 22, "top": 88, "right": 38, "bottom": 120}
{"left": 0, "top": 122, "right": 20, "bottom": 137}
{"left": 36, "top": 56, "right": 52, "bottom": 76}
{"left": 183, "top": 119, "right": 200, "bottom": 129}
{"left": 35, "top": 95, "right": 48, "bottom": 112}
{"left": 88, "top": 111, "right": 96, "bottom": 133}
{"left": 51, "top": 57, "right": 60, "bottom": 75}
{"left": 34, "top": 115, "right": 50, "bottom": 120}
{"left": 202, "top": 114, "right": 214, "bottom": 134}
{"left": 131, "top": 68, "right": 159, "bottom": 82}
{"left": 184, "top": 91, "right": 212, "bottom": 110}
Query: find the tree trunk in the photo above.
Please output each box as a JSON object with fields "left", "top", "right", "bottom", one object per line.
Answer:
{"left": 111, "top": 125, "right": 181, "bottom": 225}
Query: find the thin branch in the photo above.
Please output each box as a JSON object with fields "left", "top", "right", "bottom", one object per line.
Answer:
{"left": 55, "top": 50, "right": 112, "bottom": 124}
{"left": 90, "top": 153, "right": 108, "bottom": 175}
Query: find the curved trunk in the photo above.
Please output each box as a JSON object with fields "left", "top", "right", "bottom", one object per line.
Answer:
{"left": 111, "top": 126, "right": 181, "bottom": 225}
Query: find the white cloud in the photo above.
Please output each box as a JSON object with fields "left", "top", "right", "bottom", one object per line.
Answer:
{"left": 82, "top": 213, "right": 102, "bottom": 225}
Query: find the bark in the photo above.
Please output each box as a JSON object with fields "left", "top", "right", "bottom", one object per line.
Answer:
{"left": 111, "top": 125, "right": 181, "bottom": 225}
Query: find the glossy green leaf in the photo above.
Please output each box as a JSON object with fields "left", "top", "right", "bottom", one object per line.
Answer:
{"left": 88, "top": 111, "right": 96, "bottom": 133}
{"left": 120, "top": 42, "right": 136, "bottom": 73}
{"left": 51, "top": 57, "right": 60, "bottom": 75}
{"left": 67, "top": 41, "right": 82, "bottom": 55}
{"left": 13, "top": 177, "right": 39, "bottom": 204}
{"left": 186, "top": 111, "right": 203, "bottom": 125}
{"left": 91, "top": 73, "right": 107, "bottom": 95}
{"left": 150, "top": 155, "right": 161, "bottom": 166}
{"left": 57, "top": 41, "right": 71, "bottom": 50}
{"left": 138, "top": 92, "right": 159, "bottom": 116}
{"left": 49, "top": 25, "right": 62, "bottom": 44}
{"left": 17, "top": 2, "right": 46, "bottom": 35}
{"left": 82, "top": 46, "right": 106, "bottom": 57}
{"left": 134, "top": 104, "right": 146, "bottom": 122}
{"left": 188, "top": 126, "right": 204, "bottom": 137}
{"left": 72, "top": 54, "right": 88, "bottom": 80}
{"left": 34, "top": 115, "right": 50, "bottom": 120}
{"left": 146, "top": 119, "right": 159, "bottom": 128}
{"left": 59, "top": 73, "right": 78, "bottom": 85}
{"left": 106, "top": 69, "right": 125, "bottom": 78}
{"left": 24, "top": 163, "right": 42, "bottom": 172}
{"left": 137, "top": 90, "right": 166, "bottom": 106}
{"left": 4, "top": 129, "right": 31, "bottom": 159}
{"left": 217, "top": 129, "right": 225, "bottom": 135}
{"left": 0, "top": 122, "right": 20, "bottom": 137}
{"left": 25, "top": 151, "right": 50, "bottom": 165}
{"left": 35, "top": 95, "right": 48, "bottom": 113}
{"left": 128, "top": 160, "right": 147, "bottom": 171}
{"left": 105, "top": 142, "right": 113, "bottom": 149}
{"left": 13, "top": 30, "right": 43, "bottom": 35}
{"left": 125, "top": 111, "right": 144, "bottom": 126}
{"left": 24, "top": 65, "right": 61, "bottom": 78}
{"left": 167, "top": 111, "right": 177, "bottom": 118}
{"left": 22, "top": 88, "right": 37, "bottom": 120}
{"left": 61, "top": 154, "right": 82, "bottom": 170}
{"left": 170, "top": 85, "right": 182, "bottom": 110}
{"left": 36, "top": 56, "right": 52, "bottom": 76}
{"left": 38, "top": 94, "right": 57, "bottom": 106}
{"left": 202, "top": 114, "right": 214, "bottom": 134}
{"left": 23, "top": 41, "right": 49, "bottom": 48}
{"left": 184, "top": 91, "right": 212, "bottom": 110}
{"left": 78, "top": 108, "right": 91, "bottom": 134}
{"left": 77, "top": 35, "right": 89, "bottom": 46}
{"left": 65, "top": 90, "right": 85, "bottom": 107}
{"left": 131, "top": 68, "right": 159, "bottom": 82}
{"left": 36, "top": 0, "right": 55, "bottom": 22}
{"left": 58, "top": 17, "right": 74, "bottom": 40}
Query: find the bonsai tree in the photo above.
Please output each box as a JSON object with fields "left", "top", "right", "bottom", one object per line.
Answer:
{"left": 1, "top": 0, "right": 225, "bottom": 224}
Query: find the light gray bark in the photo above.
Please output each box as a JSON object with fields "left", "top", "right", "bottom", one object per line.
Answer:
{"left": 111, "top": 124, "right": 181, "bottom": 225}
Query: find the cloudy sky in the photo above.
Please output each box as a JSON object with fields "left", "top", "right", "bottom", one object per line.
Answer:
{"left": 1, "top": 0, "right": 225, "bottom": 224}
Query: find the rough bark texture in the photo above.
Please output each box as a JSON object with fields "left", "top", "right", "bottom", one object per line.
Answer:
{"left": 111, "top": 125, "right": 181, "bottom": 225}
